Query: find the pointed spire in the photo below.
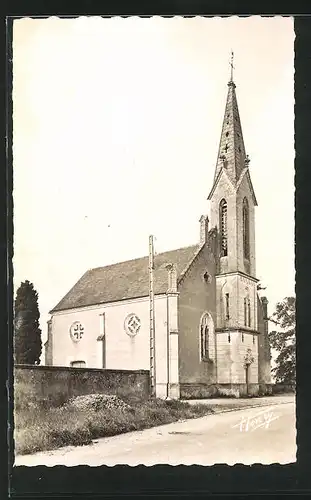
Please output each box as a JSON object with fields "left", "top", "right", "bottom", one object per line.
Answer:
{"left": 211, "top": 55, "right": 248, "bottom": 185}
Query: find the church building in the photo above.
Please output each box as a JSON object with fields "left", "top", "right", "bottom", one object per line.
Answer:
{"left": 45, "top": 69, "right": 271, "bottom": 399}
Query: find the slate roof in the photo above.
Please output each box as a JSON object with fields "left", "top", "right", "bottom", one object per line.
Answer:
{"left": 50, "top": 244, "right": 202, "bottom": 313}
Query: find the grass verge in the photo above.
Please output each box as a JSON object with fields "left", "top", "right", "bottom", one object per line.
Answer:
{"left": 14, "top": 398, "right": 215, "bottom": 456}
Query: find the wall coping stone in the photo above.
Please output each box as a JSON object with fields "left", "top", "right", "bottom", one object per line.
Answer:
{"left": 14, "top": 364, "right": 149, "bottom": 375}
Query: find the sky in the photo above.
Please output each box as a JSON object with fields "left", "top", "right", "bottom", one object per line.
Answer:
{"left": 13, "top": 16, "right": 295, "bottom": 349}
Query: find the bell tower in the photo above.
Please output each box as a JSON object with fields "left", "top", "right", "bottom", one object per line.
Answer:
{"left": 208, "top": 54, "right": 260, "bottom": 391}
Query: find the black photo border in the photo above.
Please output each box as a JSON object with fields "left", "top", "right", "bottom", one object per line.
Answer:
{"left": 3, "top": 5, "right": 311, "bottom": 499}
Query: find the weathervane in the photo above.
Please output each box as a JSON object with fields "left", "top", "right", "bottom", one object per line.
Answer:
{"left": 230, "top": 51, "right": 235, "bottom": 82}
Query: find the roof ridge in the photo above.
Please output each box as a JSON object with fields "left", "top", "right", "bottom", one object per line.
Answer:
{"left": 50, "top": 243, "right": 202, "bottom": 313}
{"left": 88, "top": 243, "right": 200, "bottom": 273}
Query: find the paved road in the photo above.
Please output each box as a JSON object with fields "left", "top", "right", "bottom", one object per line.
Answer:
{"left": 183, "top": 394, "right": 294, "bottom": 407}
{"left": 15, "top": 399, "right": 296, "bottom": 467}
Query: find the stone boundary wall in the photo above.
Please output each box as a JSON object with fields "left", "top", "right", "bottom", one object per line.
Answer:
{"left": 180, "top": 383, "right": 277, "bottom": 399}
{"left": 271, "top": 382, "right": 295, "bottom": 394}
{"left": 180, "top": 382, "right": 294, "bottom": 399}
{"left": 14, "top": 364, "right": 150, "bottom": 404}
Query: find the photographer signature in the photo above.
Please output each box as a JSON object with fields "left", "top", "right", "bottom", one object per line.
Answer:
{"left": 232, "top": 408, "right": 280, "bottom": 432}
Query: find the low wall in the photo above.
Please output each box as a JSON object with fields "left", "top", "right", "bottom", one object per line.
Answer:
{"left": 271, "top": 382, "right": 295, "bottom": 394}
{"left": 259, "top": 383, "right": 273, "bottom": 396}
{"left": 14, "top": 364, "right": 150, "bottom": 405}
{"left": 180, "top": 382, "right": 294, "bottom": 399}
{"left": 180, "top": 383, "right": 261, "bottom": 399}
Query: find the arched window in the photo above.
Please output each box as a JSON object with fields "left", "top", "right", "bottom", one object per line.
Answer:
{"left": 219, "top": 199, "right": 228, "bottom": 257}
{"left": 200, "top": 313, "right": 216, "bottom": 362}
{"left": 243, "top": 197, "right": 250, "bottom": 260}
{"left": 200, "top": 327, "right": 208, "bottom": 361}
{"left": 200, "top": 313, "right": 213, "bottom": 361}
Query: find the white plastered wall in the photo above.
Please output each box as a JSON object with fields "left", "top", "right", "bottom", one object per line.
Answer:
{"left": 50, "top": 293, "right": 180, "bottom": 398}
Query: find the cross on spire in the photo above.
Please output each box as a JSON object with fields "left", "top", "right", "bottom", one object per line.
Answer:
{"left": 230, "top": 51, "right": 235, "bottom": 82}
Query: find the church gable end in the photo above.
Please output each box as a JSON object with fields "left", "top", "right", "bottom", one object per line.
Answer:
{"left": 178, "top": 244, "right": 217, "bottom": 385}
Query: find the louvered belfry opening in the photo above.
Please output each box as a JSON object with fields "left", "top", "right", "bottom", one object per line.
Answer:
{"left": 219, "top": 199, "right": 228, "bottom": 256}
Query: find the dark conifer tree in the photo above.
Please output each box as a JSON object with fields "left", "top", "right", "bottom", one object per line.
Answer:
{"left": 14, "top": 280, "right": 42, "bottom": 364}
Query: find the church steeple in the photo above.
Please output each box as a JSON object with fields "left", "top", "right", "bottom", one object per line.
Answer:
{"left": 208, "top": 58, "right": 258, "bottom": 278}
{"left": 205, "top": 57, "right": 264, "bottom": 392}
{"left": 211, "top": 54, "right": 248, "bottom": 187}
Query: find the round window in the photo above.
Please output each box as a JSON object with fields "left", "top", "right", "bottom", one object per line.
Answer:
{"left": 70, "top": 321, "right": 84, "bottom": 342}
{"left": 124, "top": 313, "right": 141, "bottom": 337}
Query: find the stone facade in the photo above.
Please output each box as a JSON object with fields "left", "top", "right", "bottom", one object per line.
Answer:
{"left": 178, "top": 244, "right": 217, "bottom": 385}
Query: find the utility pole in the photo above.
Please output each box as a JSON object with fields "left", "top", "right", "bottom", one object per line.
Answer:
{"left": 149, "top": 235, "right": 156, "bottom": 398}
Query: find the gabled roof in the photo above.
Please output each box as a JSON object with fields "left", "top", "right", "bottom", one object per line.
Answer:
{"left": 50, "top": 244, "right": 202, "bottom": 313}
{"left": 208, "top": 165, "right": 258, "bottom": 206}
{"left": 207, "top": 165, "right": 235, "bottom": 200}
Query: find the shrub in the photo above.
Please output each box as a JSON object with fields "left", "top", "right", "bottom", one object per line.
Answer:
{"left": 66, "top": 394, "right": 130, "bottom": 412}
{"left": 14, "top": 394, "right": 215, "bottom": 456}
